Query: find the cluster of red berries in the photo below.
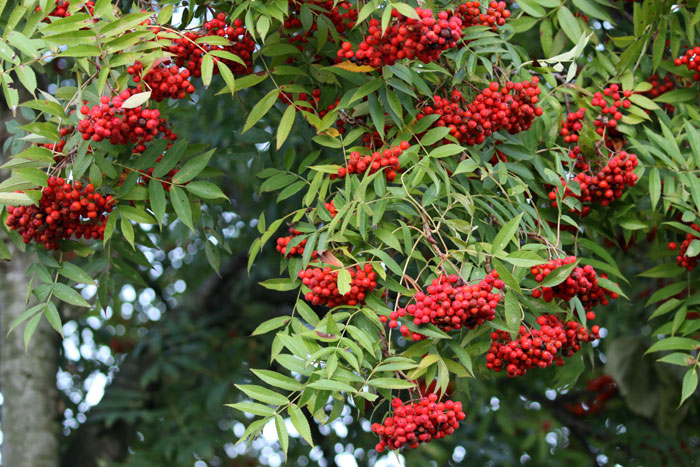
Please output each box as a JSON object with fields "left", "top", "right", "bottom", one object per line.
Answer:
{"left": 338, "top": 2, "right": 509, "bottom": 68}
{"left": 156, "top": 13, "right": 255, "bottom": 82}
{"left": 453, "top": 1, "right": 510, "bottom": 31}
{"left": 276, "top": 227, "right": 318, "bottom": 258}
{"left": 284, "top": 0, "right": 357, "bottom": 49}
{"left": 566, "top": 375, "right": 618, "bottom": 416}
{"left": 38, "top": 0, "right": 94, "bottom": 19}
{"left": 485, "top": 314, "right": 600, "bottom": 377}
{"left": 548, "top": 150, "right": 639, "bottom": 216}
{"left": 530, "top": 257, "right": 617, "bottom": 316}
{"left": 5, "top": 177, "right": 114, "bottom": 250}
{"left": 382, "top": 273, "right": 504, "bottom": 341}
{"left": 416, "top": 79, "right": 543, "bottom": 146}
{"left": 324, "top": 200, "right": 337, "bottom": 218}
{"left": 338, "top": 8, "right": 465, "bottom": 67}
{"left": 560, "top": 108, "right": 586, "bottom": 145}
{"left": 668, "top": 223, "right": 700, "bottom": 271}
{"left": 77, "top": 90, "right": 176, "bottom": 153}
{"left": 127, "top": 61, "right": 195, "bottom": 102}
{"left": 674, "top": 46, "right": 700, "bottom": 81}
{"left": 642, "top": 73, "right": 676, "bottom": 113}
{"left": 371, "top": 395, "right": 465, "bottom": 452}
{"left": 331, "top": 141, "right": 408, "bottom": 182}
{"left": 591, "top": 84, "right": 632, "bottom": 138}
{"left": 299, "top": 263, "right": 377, "bottom": 307}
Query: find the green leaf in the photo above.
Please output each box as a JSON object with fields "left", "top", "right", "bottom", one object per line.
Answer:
{"left": 225, "top": 402, "right": 276, "bottom": 417}
{"left": 504, "top": 291, "right": 521, "bottom": 333}
{"left": 243, "top": 89, "right": 278, "bottom": 133}
{"left": 259, "top": 278, "right": 299, "bottom": 291}
{"left": 337, "top": 268, "right": 351, "bottom": 295}
{"left": 201, "top": 53, "right": 214, "bottom": 88}
{"left": 236, "top": 384, "right": 290, "bottom": 406}
{"left": 557, "top": 6, "right": 583, "bottom": 44}
{"left": 367, "top": 378, "right": 416, "bottom": 389}
{"left": 121, "top": 91, "right": 151, "bottom": 109}
{"left": 540, "top": 260, "right": 579, "bottom": 288}
{"left": 657, "top": 352, "right": 693, "bottom": 367}
{"left": 7, "top": 304, "right": 44, "bottom": 336}
{"left": 491, "top": 213, "right": 523, "bottom": 254}
{"left": 646, "top": 337, "right": 698, "bottom": 354}
{"left": 53, "top": 283, "right": 90, "bottom": 307}
{"left": 44, "top": 302, "right": 63, "bottom": 336}
{"left": 148, "top": 179, "right": 166, "bottom": 228}
{"left": 172, "top": 149, "right": 215, "bottom": 184}
{"left": 186, "top": 181, "right": 228, "bottom": 200}
{"left": 288, "top": 404, "right": 314, "bottom": 446}
{"left": 429, "top": 144, "right": 464, "bottom": 158}
{"left": 275, "top": 414, "right": 289, "bottom": 457}
{"left": 118, "top": 205, "right": 156, "bottom": 224}
{"left": 421, "top": 127, "right": 451, "bottom": 146}
{"left": 307, "top": 379, "right": 357, "bottom": 393}
{"left": 24, "top": 312, "right": 43, "bottom": 350}
{"left": 169, "top": 186, "right": 194, "bottom": 231}
{"left": 59, "top": 263, "right": 95, "bottom": 285}
{"left": 251, "top": 316, "right": 291, "bottom": 336}
{"left": 251, "top": 369, "right": 302, "bottom": 391}
{"left": 646, "top": 282, "right": 688, "bottom": 306}
{"left": 649, "top": 168, "right": 660, "bottom": 210}
{"left": 680, "top": 368, "right": 698, "bottom": 406}
{"left": 277, "top": 105, "right": 296, "bottom": 150}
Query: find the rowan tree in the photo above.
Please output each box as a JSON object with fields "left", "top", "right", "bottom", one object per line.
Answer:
{"left": 0, "top": 0, "right": 699, "bottom": 465}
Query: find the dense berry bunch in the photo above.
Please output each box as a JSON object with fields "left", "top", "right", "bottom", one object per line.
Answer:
{"left": 5, "top": 177, "right": 114, "bottom": 250}
{"left": 371, "top": 395, "right": 465, "bottom": 452}
{"left": 417, "top": 78, "right": 542, "bottom": 146}
{"left": 669, "top": 223, "right": 700, "bottom": 271}
{"left": 332, "top": 141, "right": 408, "bottom": 182}
{"left": 643, "top": 73, "right": 676, "bottom": 98}
{"left": 38, "top": 0, "right": 94, "bottom": 18}
{"left": 591, "top": 84, "right": 632, "bottom": 138}
{"left": 127, "top": 61, "right": 195, "bottom": 101}
{"left": 530, "top": 257, "right": 617, "bottom": 315}
{"left": 276, "top": 227, "right": 318, "bottom": 258}
{"left": 548, "top": 150, "right": 639, "bottom": 215}
{"left": 486, "top": 314, "right": 600, "bottom": 377}
{"left": 560, "top": 108, "right": 586, "bottom": 145}
{"left": 338, "top": 8, "right": 465, "bottom": 67}
{"left": 453, "top": 1, "right": 510, "bottom": 31}
{"left": 674, "top": 46, "right": 700, "bottom": 81}
{"left": 284, "top": 0, "right": 358, "bottom": 48}
{"left": 78, "top": 90, "right": 176, "bottom": 153}
{"left": 383, "top": 273, "right": 504, "bottom": 341}
{"left": 201, "top": 14, "right": 256, "bottom": 75}
{"left": 299, "top": 263, "right": 376, "bottom": 307}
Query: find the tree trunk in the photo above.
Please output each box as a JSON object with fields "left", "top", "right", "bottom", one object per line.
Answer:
{"left": 0, "top": 250, "right": 61, "bottom": 467}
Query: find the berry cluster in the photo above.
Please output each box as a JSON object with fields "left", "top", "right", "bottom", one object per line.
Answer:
{"left": 674, "top": 46, "right": 700, "bottom": 81}
{"left": 276, "top": 227, "right": 318, "bottom": 258}
{"left": 453, "top": 1, "right": 510, "bottom": 31}
{"left": 38, "top": 0, "right": 94, "bottom": 19}
{"left": 338, "top": 2, "right": 510, "bottom": 68}
{"left": 332, "top": 141, "right": 408, "bottom": 182}
{"left": 78, "top": 90, "right": 176, "bottom": 153}
{"left": 566, "top": 375, "right": 618, "bottom": 416}
{"left": 530, "top": 257, "right": 617, "bottom": 316}
{"left": 642, "top": 73, "right": 676, "bottom": 113}
{"left": 371, "top": 395, "right": 465, "bottom": 452}
{"left": 668, "top": 223, "right": 700, "bottom": 271}
{"left": 486, "top": 315, "right": 600, "bottom": 377}
{"left": 591, "top": 84, "right": 632, "bottom": 139}
{"left": 284, "top": 0, "right": 358, "bottom": 49}
{"left": 5, "top": 177, "right": 114, "bottom": 250}
{"left": 382, "top": 273, "right": 504, "bottom": 341}
{"left": 299, "top": 263, "right": 377, "bottom": 307}
{"left": 324, "top": 200, "right": 338, "bottom": 218}
{"left": 158, "top": 13, "right": 255, "bottom": 81}
{"left": 548, "top": 150, "right": 639, "bottom": 215}
{"left": 127, "top": 61, "right": 195, "bottom": 102}
{"left": 338, "top": 8, "right": 465, "bottom": 67}
{"left": 416, "top": 79, "right": 543, "bottom": 146}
